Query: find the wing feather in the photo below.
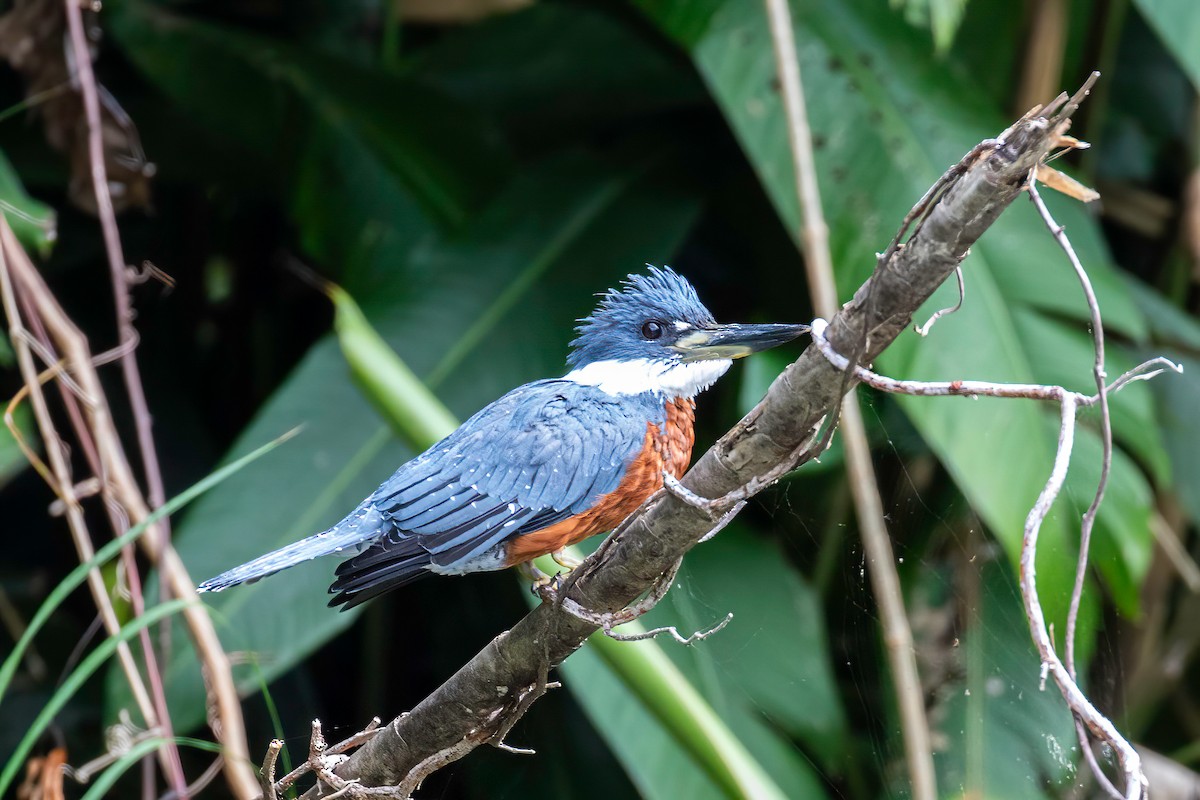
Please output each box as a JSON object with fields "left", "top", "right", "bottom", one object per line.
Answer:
{"left": 329, "top": 380, "right": 665, "bottom": 606}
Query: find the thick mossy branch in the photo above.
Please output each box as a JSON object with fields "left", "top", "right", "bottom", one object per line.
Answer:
{"left": 299, "top": 100, "right": 1076, "bottom": 797}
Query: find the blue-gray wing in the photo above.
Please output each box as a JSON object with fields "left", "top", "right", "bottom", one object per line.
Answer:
{"left": 329, "top": 380, "right": 663, "bottom": 606}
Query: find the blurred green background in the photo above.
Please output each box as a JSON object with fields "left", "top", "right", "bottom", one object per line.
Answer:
{"left": 2, "top": 0, "right": 1199, "bottom": 797}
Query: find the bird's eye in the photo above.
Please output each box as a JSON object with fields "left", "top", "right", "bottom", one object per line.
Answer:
{"left": 641, "top": 320, "right": 665, "bottom": 340}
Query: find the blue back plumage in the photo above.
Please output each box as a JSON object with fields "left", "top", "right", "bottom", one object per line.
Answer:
{"left": 367, "top": 380, "right": 662, "bottom": 567}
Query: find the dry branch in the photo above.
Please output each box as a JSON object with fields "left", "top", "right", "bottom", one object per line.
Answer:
{"left": 297, "top": 83, "right": 1088, "bottom": 798}
{"left": 0, "top": 223, "right": 258, "bottom": 798}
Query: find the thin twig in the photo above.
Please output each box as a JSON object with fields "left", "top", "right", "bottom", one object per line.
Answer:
{"left": 274, "top": 718, "right": 383, "bottom": 794}
{"left": 160, "top": 755, "right": 226, "bottom": 800}
{"left": 810, "top": 319, "right": 1152, "bottom": 799}
{"left": 259, "top": 741, "right": 282, "bottom": 800}
{"left": 63, "top": 0, "right": 169, "bottom": 526}
{"left": 61, "top": 8, "right": 190, "bottom": 795}
{"left": 551, "top": 557, "right": 684, "bottom": 631}
{"left": 0, "top": 224, "right": 167, "bottom": 777}
{"left": 62, "top": 2, "right": 187, "bottom": 794}
{"left": 1027, "top": 170, "right": 1111, "bottom": 684}
{"left": 914, "top": 266, "right": 965, "bottom": 336}
{"left": 603, "top": 613, "right": 734, "bottom": 644}
{"left": 809, "top": 319, "right": 1179, "bottom": 404}
{"left": 0, "top": 222, "right": 259, "bottom": 798}
{"left": 764, "top": 1, "right": 937, "bottom": 798}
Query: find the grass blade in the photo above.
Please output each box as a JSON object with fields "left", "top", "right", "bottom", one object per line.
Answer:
{"left": 78, "top": 737, "right": 224, "bottom": 800}
{"left": 0, "top": 600, "right": 194, "bottom": 797}
{"left": 0, "top": 427, "right": 300, "bottom": 704}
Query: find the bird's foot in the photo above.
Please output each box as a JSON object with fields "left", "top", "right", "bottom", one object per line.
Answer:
{"left": 518, "top": 560, "right": 565, "bottom": 600}
{"left": 551, "top": 549, "right": 582, "bottom": 570}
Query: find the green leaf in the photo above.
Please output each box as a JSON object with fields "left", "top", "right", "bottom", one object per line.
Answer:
{"left": 0, "top": 402, "right": 33, "bottom": 490}
{"left": 656, "top": 531, "right": 848, "bottom": 767}
{"left": 1063, "top": 422, "right": 1153, "bottom": 617}
{"left": 0, "top": 429, "right": 298, "bottom": 705}
{"left": 637, "top": 0, "right": 1152, "bottom": 633}
{"left": 925, "top": 562, "right": 1077, "bottom": 799}
{"left": 108, "top": 0, "right": 507, "bottom": 230}
{"left": 412, "top": 4, "right": 708, "bottom": 143}
{"left": 0, "top": 148, "right": 55, "bottom": 255}
{"left": 109, "top": 154, "right": 703, "bottom": 733}
{"left": 1150, "top": 348, "right": 1200, "bottom": 525}
{"left": 586, "top": 630, "right": 796, "bottom": 800}
{"left": 543, "top": 529, "right": 838, "bottom": 799}
{"left": 565, "top": 633, "right": 820, "bottom": 800}
{"left": 1132, "top": 0, "right": 1200, "bottom": 91}
{"left": 1, "top": 600, "right": 193, "bottom": 798}
{"left": 1013, "top": 308, "right": 1168, "bottom": 483}
{"left": 1123, "top": 273, "right": 1200, "bottom": 351}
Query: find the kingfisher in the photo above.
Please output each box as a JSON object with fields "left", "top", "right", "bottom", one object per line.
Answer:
{"left": 198, "top": 267, "right": 807, "bottom": 610}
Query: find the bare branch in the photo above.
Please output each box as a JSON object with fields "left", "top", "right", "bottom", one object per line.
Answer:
{"left": 1026, "top": 170, "right": 1112, "bottom": 686}
{"left": 0, "top": 221, "right": 258, "bottom": 797}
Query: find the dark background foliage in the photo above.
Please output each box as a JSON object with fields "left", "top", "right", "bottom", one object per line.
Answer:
{"left": 2, "top": 0, "right": 1199, "bottom": 797}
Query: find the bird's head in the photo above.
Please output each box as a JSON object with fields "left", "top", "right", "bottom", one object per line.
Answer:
{"left": 565, "top": 266, "right": 809, "bottom": 398}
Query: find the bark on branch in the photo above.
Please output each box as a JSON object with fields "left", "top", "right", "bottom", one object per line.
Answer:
{"left": 301, "top": 93, "right": 1085, "bottom": 796}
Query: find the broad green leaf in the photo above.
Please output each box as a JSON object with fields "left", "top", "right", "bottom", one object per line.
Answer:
{"left": 1133, "top": 0, "right": 1200, "bottom": 91}
{"left": 1150, "top": 348, "right": 1200, "bottom": 525}
{"left": 1065, "top": 426, "right": 1153, "bottom": 617}
{"left": 108, "top": 154, "right": 703, "bottom": 733}
{"left": 1014, "top": 308, "right": 1168, "bottom": 482}
{"left": 654, "top": 530, "right": 848, "bottom": 771}
{"left": 107, "top": 0, "right": 507, "bottom": 230}
{"left": 925, "top": 562, "right": 1077, "bottom": 799}
{"left": 1123, "top": 273, "right": 1200, "bottom": 351}
{"left": 566, "top": 636, "right": 824, "bottom": 800}
{"left": 585, "top": 630, "right": 796, "bottom": 800}
{"left": 1, "top": 430, "right": 296, "bottom": 704}
{"left": 412, "top": 4, "right": 708, "bottom": 142}
{"left": 551, "top": 530, "right": 837, "bottom": 799}
{"left": 563, "top": 643, "right": 735, "bottom": 800}
{"left": 0, "top": 148, "right": 55, "bottom": 254}
{"left": 637, "top": 0, "right": 1152, "bottom": 632}
{"left": 0, "top": 403, "right": 33, "bottom": 490}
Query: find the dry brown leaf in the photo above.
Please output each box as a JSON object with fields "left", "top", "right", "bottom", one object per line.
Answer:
{"left": 1036, "top": 164, "right": 1100, "bottom": 203}
{"left": 16, "top": 747, "right": 66, "bottom": 800}
{"left": 0, "top": 0, "right": 153, "bottom": 213}
{"left": 1054, "top": 134, "right": 1090, "bottom": 151}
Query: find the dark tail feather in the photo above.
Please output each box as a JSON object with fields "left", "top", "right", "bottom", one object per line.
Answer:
{"left": 198, "top": 503, "right": 386, "bottom": 593}
{"left": 327, "top": 537, "right": 431, "bottom": 610}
